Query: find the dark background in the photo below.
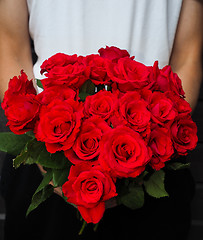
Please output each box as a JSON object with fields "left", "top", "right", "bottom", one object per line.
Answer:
{"left": 0, "top": 61, "right": 203, "bottom": 239}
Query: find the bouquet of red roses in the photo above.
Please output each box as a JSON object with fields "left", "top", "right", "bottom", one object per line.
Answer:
{"left": 0, "top": 46, "right": 198, "bottom": 227}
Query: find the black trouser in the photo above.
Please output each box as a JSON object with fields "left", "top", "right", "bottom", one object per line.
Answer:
{"left": 0, "top": 154, "right": 195, "bottom": 240}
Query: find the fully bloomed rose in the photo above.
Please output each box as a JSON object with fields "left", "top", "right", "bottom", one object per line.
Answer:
{"left": 41, "top": 56, "right": 90, "bottom": 89}
{"left": 3, "top": 94, "right": 40, "bottom": 134}
{"left": 84, "top": 54, "right": 111, "bottom": 85}
{"left": 147, "top": 62, "right": 185, "bottom": 97}
{"left": 8, "top": 70, "right": 36, "bottom": 95}
{"left": 165, "top": 91, "right": 192, "bottom": 116}
{"left": 149, "top": 127, "right": 174, "bottom": 170}
{"left": 62, "top": 163, "right": 117, "bottom": 224}
{"left": 99, "top": 126, "right": 151, "bottom": 178}
{"left": 2, "top": 71, "right": 37, "bottom": 110}
{"left": 107, "top": 58, "right": 151, "bottom": 92}
{"left": 148, "top": 91, "right": 177, "bottom": 126}
{"left": 98, "top": 46, "right": 131, "bottom": 62}
{"left": 36, "top": 85, "right": 77, "bottom": 105}
{"left": 171, "top": 116, "right": 198, "bottom": 155}
{"left": 1, "top": 71, "right": 39, "bottom": 134}
{"left": 84, "top": 90, "right": 119, "bottom": 123}
{"left": 156, "top": 65, "right": 185, "bottom": 97}
{"left": 34, "top": 99, "right": 83, "bottom": 153}
{"left": 65, "top": 116, "right": 111, "bottom": 164}
{"left": 118, "top": 91, "right": 151, "bottom": 139}
{"left": 40, "top": 53, "right": 78, "bottom": 74}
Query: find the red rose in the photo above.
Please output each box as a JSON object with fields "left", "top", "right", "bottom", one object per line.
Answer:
{"left": 106, "top": 58, "right": 151, "bottom": 92}
{"left": 138, "top": 88, "right": 153, "bottom": 103}
{"left": 8, "top": 70, "right": 36, "bottom": 95}
{"left": 2, "top": 71, "right": 36, "bottom": 110}
{"left": 148, "top": 92, "right": 177, "bottom": 126}
{"left": 149, "top": 127, "right": 174, "bottom": 170}
{"left": 118, "top": 91, "right": 151, "bottom": 138}
{"left": 3, "top": 94, "right": 40, "bottom": 134}
{"left": 36, "top": 85, "right": 77, "bottom": 105}
{"left": 41, "top": 56, "right": 90, "bottom": 89}
{"left": 40, "top": 53, "right": 78, "bottom": 74}
{"left": 62, "top": 163, "right": 117, "bottom": 224}
{"left": 99, "top": 126, "right": 151, "bottom": 178}
{"left": 84, "top": 55, "right": 111, "bottom": 85}
{"left": 34, "top": 99, "right": 83, "bottom": 153}
{"left": 84, "top": 90, "right": 118, "bottom": 122}
{"left": 171, "top": 116, "right": 198, "bottom": 155}
{"left": 98, "top": 46, "right": 131, "bottom": 62}
{"left": 65, "top": 116, "right": 111, "bottom": 164}
{"left": 165, "top": 91, "right": 192, "bottom": 116}
{"left": 155, "top": 64, "right": 185, "bottom": 96}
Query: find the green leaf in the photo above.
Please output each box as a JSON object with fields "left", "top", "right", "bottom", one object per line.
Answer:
{"left": 26, "top": 184, "right": 53, "bottom": 216}
{"left": 14, "top": 139, "right": 45, "bottom": 166}
{"left": 79, "top": 79, "right": 95, "bottom": 101}
{"left": 78, "top": 92, "right": 91, "bottom": 101}
{"left": 13, "top": 151, "right": 31, "bottom": 168}
{"left": 80, "top": 79, "right": 95, "bottom": 95}
{"left": 37, "top": 149, "right": 69, "bottom": 169}
{"left": 144, "top": 170, "right": 169, "bottom": 198}
{"left": 119, "top": 185, "right": 144, "bottom": 210}
{"left": 24, "top": 139, "right": 69, "bottom": 169}
{"left": 0, "top": 132, "right": 32, "bottom": 156}
{"left": 36, "top": 79, "right": 44, "bottom": 89}
{"left": 13, "top": 138, "right": 42, "bottom": 168}
{"left": 25, "top": 131, "right": 35, "bottom": 139}
{"left": 35, "top": 169, "right": 53, "bottom": 194}
{"left": 27, "top": 139, "right": 45, "bottom": 159}
{"left": 52, "top": 168, "right": 69, "bottom": 187}
{"left": 167, "top": 162, "right": 191, "bottom": 170}
{"left": 0, "top": 132, "right": 71, "bottom": 170}
{"left": 26, "top": 170, "right": 53, "bottom": 216}
{"left": 31, "top": 142, "right": 52, "bottom": 167}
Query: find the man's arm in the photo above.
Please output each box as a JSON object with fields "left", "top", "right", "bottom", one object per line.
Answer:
{"left": 170, "top": 0, "right": 203, "bottom": 111}
{"left": 0, "top": 0, "right": 63, "bottom": 197}
{"left": 0, "top": 0, "right": 34, "bottom": 101}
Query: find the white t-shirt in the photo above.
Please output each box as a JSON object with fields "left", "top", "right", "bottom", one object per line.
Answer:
{"left": 27, "top": 0, "right": 183, "bottom": 79}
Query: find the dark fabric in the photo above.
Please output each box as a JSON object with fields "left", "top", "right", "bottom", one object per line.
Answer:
{"left": 0, "top": 154, "right": 195, "bottom": 240}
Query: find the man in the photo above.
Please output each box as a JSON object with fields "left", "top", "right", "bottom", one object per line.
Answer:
{"left": 0, "top": 0, "right": 202, "bottom": 239}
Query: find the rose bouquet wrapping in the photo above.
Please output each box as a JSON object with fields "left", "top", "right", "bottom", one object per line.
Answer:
{"left": 0, "top": 46, "right": 198, "bottom": 229}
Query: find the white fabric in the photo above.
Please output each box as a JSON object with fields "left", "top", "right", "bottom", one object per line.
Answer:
{"left": 27, "top": 0, "right": 183, "bottom": 79}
